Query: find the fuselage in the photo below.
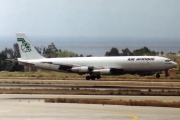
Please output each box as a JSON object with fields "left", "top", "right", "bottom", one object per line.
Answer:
{"left": 19, "top": 56, "right": 177, "bottom": 73}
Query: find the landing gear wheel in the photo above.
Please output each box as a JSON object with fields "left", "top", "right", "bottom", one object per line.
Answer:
{"left": 86, "top": 74, "right": 101, "bottom": 80}
{"left": 156, "top": 73, "right": 160, "bottom": 78}
{"left": 86, "top": 76, "right": 90, "bottom": 80}
{"left": 91, "top": 75, "right": 95, "bottom": 80}
{"left": 96, "top": 75, "right": 101, "bottom": 79}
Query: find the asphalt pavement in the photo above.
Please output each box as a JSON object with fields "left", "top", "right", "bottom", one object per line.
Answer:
{"left": 0, "top": 94, "right": 179, "bottom": 120}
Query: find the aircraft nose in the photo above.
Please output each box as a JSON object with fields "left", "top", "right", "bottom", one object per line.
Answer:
{"left": 172, "top": 61, "right": 178, "bottom": 68}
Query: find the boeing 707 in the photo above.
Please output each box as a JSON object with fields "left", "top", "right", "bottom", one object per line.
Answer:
{"left": 16, "top": 33, "right": 177, "bottom": 80}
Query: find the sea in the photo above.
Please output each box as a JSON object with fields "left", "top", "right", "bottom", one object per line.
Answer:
{"left": 1, "top": 36, "right": 180, "bottom": 56}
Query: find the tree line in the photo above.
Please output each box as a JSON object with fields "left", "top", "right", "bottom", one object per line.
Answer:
{"left": 105, "top": 47, "right": 158, "bottom": 56}
{"left": 0, "top": 42, "right": 170, "bottom": 72}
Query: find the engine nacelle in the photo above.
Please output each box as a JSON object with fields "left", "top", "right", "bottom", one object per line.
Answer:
{"left": 71, "top": 66, "right": 89, "bottom": 73}
{"left": 93, "top": 69, "right": 110, "bottom": 75}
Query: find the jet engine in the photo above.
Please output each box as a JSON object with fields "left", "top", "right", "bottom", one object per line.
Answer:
{"left": 71, "top": 66, "right": 89, "bottom": 73}
{"left": 92, "top": 69, "right": 110, "bottom": 75}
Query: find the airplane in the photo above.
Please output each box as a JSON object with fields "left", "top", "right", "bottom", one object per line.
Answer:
{"left": 16, "top": 33, "right": 177, "bottom": 80}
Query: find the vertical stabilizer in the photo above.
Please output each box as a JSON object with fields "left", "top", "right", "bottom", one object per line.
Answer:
{"left": 16, "top": 33, "right": 45, "bottom": 60}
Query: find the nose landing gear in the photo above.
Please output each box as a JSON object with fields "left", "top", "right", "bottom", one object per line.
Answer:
{"left": 156, "top": 73, "right": 160, "bottom": 78}
{"left": 165, "top": 70, "right": 169, "bottom": 77}
{"left": 156, "top": 70, "right": 169, "bottom": 78}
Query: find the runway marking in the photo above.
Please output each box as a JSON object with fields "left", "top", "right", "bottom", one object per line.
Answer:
{"left": 130, "top": 114, "right": 138, "bottom": 120}
{"left": 118, "top": 112, "right": 138, "bottom": 120}
{"left": 59, "top": 103, "right": 139, "bottom": 120}
{"left": 103, "top": 109, "right": 138, "bottom": 120}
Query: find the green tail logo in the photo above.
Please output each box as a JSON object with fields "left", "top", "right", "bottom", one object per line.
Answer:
{"left": 17, "top": 38, "right": 32, "bottom": 52}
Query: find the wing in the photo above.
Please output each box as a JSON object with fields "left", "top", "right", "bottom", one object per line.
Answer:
{"left": 41, "top": 62, "right": 124, "bottom": 75}
{"left": 15, "top": 60, "right": 124, "bottom": 75}
{"left": 55, "top": 63, "right": 124, "bottom": 75}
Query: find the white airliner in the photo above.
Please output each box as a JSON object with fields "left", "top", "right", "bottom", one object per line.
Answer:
{"left": 16, "top": 33, "right": 177, "bottom": 80}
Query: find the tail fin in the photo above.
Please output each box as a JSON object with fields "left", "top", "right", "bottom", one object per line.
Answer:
{"left": 16, "top": 33, "right": 45, "bottom": 60}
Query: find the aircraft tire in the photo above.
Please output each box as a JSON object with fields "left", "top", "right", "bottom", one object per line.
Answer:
{"left": 91, "top": 75, "right": 96, "bottom": 80}
{"left": 96, "top": 75, "right": 101, "bottom": 79}
{"left": 86, "top": 76, "right": 90, "bottom": 80}
{"left": 156, "top": 73, "right": 160, "bottom": 78}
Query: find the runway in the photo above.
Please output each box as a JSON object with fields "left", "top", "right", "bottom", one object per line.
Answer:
{"left": 0, "top": 78, "right": 180, "bottom": 119}
{"left": 0, "top": 94, "right": 180, "bottom": 120}
{"left": 0, "top": 84, "right": 180, "bottom": 91}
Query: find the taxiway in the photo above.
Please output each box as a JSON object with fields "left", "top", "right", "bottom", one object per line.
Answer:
{"left": 0, "top": 94, "right": 179, "bottom": 120}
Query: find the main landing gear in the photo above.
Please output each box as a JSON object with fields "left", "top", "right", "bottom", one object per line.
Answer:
{"left": 86, "top": 74, "right": 101, "bottom": 80}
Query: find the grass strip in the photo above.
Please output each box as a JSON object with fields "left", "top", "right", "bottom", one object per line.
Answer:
{"left": 45, "top": 98, "right": 180, "bottom": 108}
{"left": 0, "top": 88, "right": 180, "bottom": 96}
{"left": 1, "top": 71, "right": 180, "bottom": 80}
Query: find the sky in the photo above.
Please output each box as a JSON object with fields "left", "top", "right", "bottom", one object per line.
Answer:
{"left": 0, "top": 0, "right": 180, "bottom": 55}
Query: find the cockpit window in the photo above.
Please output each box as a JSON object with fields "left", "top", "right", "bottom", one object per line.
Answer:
{"left": 165, "top": 59, "right": 171, "bottom": 62}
